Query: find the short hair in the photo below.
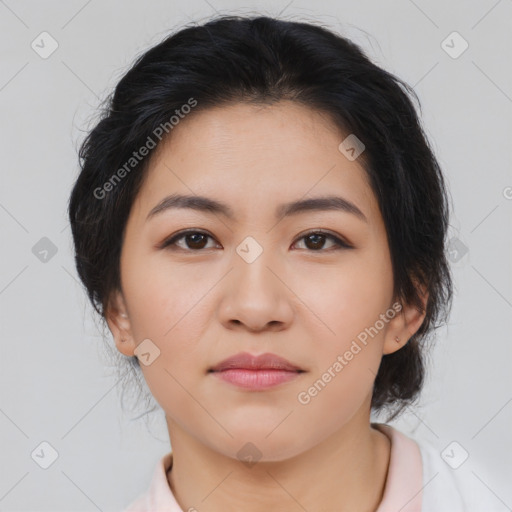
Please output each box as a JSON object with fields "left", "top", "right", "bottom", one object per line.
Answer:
{"left": 68, "top": 14, "right": 453, "bottom": 421}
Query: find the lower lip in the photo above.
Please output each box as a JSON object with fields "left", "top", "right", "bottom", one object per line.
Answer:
{"left": 211, "top": 369, "right": 302, "bottom": 390}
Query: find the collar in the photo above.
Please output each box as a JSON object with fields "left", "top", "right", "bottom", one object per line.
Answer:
{"left": 373, "top": 422, "right": 423, "bottom": 512}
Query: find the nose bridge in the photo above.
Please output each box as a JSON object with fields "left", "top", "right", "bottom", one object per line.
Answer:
{"left": 217, "top": 233, "right": 293, "bottom": 330}
{"left": 233, "top": 233, "right": 280, "bottom": 295}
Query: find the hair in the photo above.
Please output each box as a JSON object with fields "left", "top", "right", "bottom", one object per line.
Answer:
{"left": 68, "top": 14, "right": 453, "bottom": 422}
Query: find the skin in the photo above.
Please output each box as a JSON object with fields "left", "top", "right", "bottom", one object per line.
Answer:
{"left": 107, "top": 101, "right": 427, "bottom": 512}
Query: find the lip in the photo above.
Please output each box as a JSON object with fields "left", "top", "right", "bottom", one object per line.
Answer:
{"left": 208, "top": 352, "right": 305, "bottom": 390}
{"left": 209, "top": 352, "right": 303, "bottom": 372}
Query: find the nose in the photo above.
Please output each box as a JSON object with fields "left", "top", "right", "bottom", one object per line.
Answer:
{"left": 217, "top": 250, "right": 294, "bottom": 333}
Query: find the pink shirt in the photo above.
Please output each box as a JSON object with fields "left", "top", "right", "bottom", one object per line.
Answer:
{"left": 123, "top": 423, "right": 424, "bottom": 511}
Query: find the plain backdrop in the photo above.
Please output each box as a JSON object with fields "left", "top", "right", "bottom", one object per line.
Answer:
{"left": 1, "top": 0, "right": 511, "bottom": 510}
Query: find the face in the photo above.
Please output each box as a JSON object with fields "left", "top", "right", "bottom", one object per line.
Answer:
{"left": 108, "top": 101, "right": 425, "bottom": 461}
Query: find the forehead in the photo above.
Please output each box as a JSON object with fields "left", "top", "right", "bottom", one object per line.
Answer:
{"left": 133, "top": 101, "right": 378, "bottom": 224}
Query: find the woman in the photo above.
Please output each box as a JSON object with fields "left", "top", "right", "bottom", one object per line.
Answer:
{"left": 68, "top": 14, "right": 504, "bottom": 512}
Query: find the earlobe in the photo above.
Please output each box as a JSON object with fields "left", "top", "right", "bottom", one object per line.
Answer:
{"left": 383, "top": 287, "right": 429, "bottom": 355}
{"left": 105, "top": 291, "right": 136, "bottom": 357}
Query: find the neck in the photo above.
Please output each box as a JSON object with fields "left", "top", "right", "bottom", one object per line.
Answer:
{"left": 165, "top": 416, "right": 391, "bottom": 512}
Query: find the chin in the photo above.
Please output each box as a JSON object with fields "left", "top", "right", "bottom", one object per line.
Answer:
{"left": 221, "top": 431, "right": 309, "bottom": 464}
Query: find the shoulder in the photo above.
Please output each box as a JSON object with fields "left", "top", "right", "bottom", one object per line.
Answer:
{"left": 418, "top": 439, "right": 509, "bottom": 512}
{"left": 382, "top": 424, "right": 509, "bottom": 512}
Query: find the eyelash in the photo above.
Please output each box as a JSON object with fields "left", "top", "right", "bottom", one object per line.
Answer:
{"left": 159, "top": 229, "right": 352, "bottom": 252}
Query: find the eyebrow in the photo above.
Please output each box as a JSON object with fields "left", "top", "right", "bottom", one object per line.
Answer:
{"left": 146, "top": 193, "right": 368, "bottom": 223}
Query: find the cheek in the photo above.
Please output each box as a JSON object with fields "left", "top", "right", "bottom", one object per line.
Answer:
{"left": 295, "top": 251, "right": 393, "bottom": 343}
{"left": 122, "top": 250, "right": 208, "bottom": 340}
{"left": 290, "top": 359, "right": 377, "bottom": 453}
{"left": 121, "top": 251, "right": 217, "bottom": 379}
{"left": 129, "top": 284, "right": 210, "bottom": 422}
{"left": 291, "top": 251, "right": 392, "bottom": 407}
{"left": 294, "top": 281, "right": 385, "bottom": 428}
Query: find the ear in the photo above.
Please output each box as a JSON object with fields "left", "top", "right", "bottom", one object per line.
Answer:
{"left": 383, "top": 283, "right": 429, "bottom": 355}
{"left": 105, "top": 290, "right": 137, "bottom": 357}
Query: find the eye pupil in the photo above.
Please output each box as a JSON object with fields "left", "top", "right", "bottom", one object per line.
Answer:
{"left": 187, "top": 233, "right": 207, "bottom": 249}
{"left": 306, "top": 233, "right": 325, "bottom": 250}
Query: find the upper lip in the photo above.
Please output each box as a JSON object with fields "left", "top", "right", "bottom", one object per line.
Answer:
{"left": 209, "top": 352, "right": 304, "bottom": 372}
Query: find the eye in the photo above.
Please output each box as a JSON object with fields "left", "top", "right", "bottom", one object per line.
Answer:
{"left": 160, "top": 230, "right": 219, "bottom": 251}
{"left": 292, "top": 230, "right": 352, "bottom": 251}
{"left": 159, "top": 229, "right": 351, "bottom": 252}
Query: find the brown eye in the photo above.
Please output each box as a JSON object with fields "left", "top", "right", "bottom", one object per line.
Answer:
{"left": 182, "top": 233, "right": 209, "bottom": 249}
{"left": 160, "top": 229, "right": 351, "bottom": 253}
{"left": 305, "top": 233, "right": 326, "bottom": 250}
{"left": 293, "top": 231, "right": 351, "bottom": 251}
{"left": 161, "top": 230, "right": 217, "bottom": 251}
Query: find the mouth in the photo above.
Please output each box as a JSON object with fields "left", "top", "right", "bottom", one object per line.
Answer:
{"left": 208, "top": 352, "right": 305, "bottom": 390}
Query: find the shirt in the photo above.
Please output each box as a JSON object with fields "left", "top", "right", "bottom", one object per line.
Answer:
{"left": 123, "top": 422, "right": 509, "bottom": 511}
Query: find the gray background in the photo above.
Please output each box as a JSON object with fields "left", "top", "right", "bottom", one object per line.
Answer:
{"left": 1, "top": 0, "right": 511, "bottom": 510}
